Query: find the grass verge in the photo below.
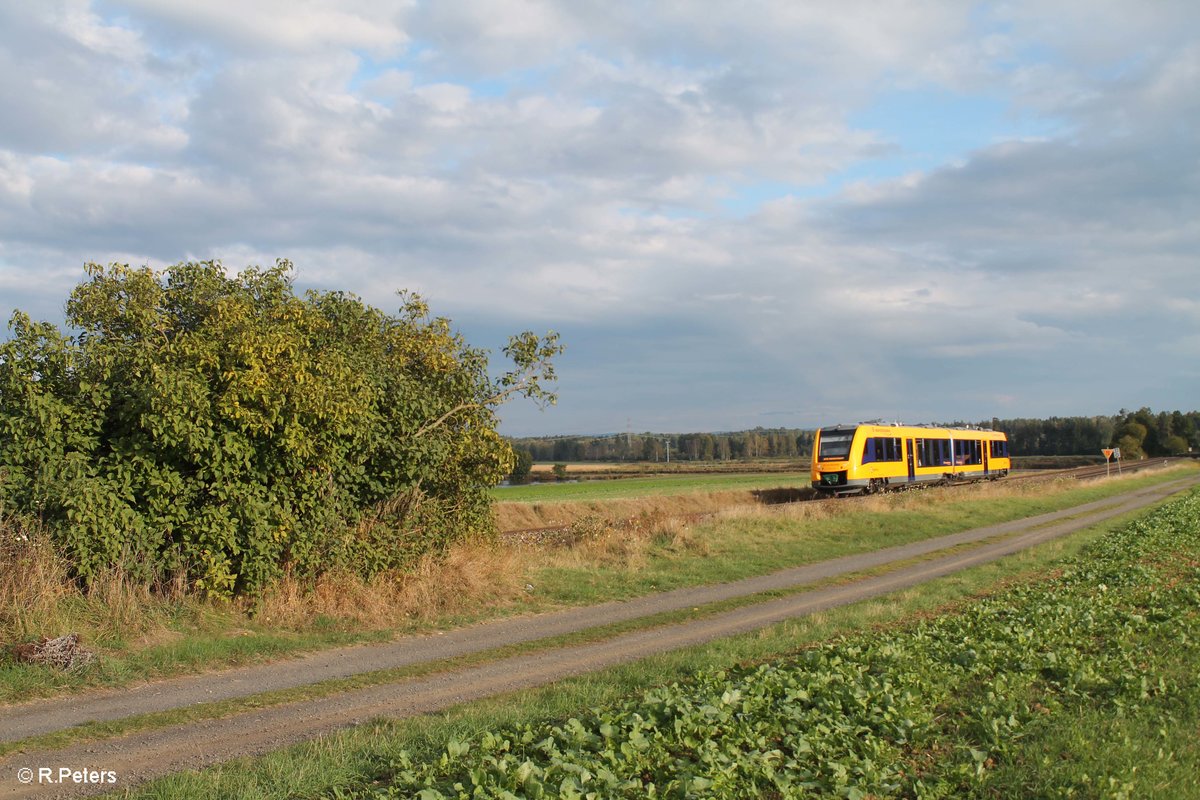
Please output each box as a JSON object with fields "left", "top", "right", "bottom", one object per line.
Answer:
{"left": 1, "top": 466, "right": 1193, "bottom": 707}
{"left": 491, "top": 471, "right": 813, "bottom": 503}
{"left": 117, "top": 486, "right": 1198, "bottom": 799}
{"left": 1, "top": 494, "right": 1104, "bottom": 759}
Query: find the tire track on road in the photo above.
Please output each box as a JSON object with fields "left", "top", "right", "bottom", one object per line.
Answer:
{"left": 2, "top": 476, "right": 1195, "bottom": 798}
{"left": 0, "top": 482, "right": 1169, "bottom": 742}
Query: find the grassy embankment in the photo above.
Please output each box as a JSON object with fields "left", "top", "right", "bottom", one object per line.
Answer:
{"left": 125, "top": 481, "right": 1200, "bottom": 799}
{"left": 492, "top": 470, "right": 813, "bottom": 503}
{"left": 491, "top": 471, "right": 813, "bottom": 531}
{"left": 1, "top": 465, "right": 1193, "bottom": 706}
{"left": 524, "top": 459, "right": 811, "bottom": 478}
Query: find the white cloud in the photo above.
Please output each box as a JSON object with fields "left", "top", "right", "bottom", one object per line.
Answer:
{"left": 114, "top": 0, "right": 414, "bottom": 55}
{"left": 1, "top": 0, "right": 1198, "bottom": 433}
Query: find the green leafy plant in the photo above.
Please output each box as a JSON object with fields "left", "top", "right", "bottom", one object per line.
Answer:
{"left": 349, "top": 488, "right": 1200, "bottom": 798}
{"left": 0, "top": 260, "right": 562, "bottom": 597}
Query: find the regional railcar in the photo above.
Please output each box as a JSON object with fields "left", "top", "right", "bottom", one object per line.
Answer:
{"left": 811, "top": 423, "right": 1011, "bottom": 496}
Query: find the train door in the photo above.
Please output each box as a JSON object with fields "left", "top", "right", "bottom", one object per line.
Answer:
{"left": 983, "top": 441, "right": 990, "bottom": 476}
{"left": 906, "top": 439, "right": 916, "bottom": 482}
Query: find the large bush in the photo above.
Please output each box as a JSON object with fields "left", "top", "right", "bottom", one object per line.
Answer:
{"left": 0, "top": 261, "right": 560, "bottom": 597}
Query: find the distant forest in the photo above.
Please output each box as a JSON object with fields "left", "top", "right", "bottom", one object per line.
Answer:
{"left": 510, "top": 408, "right": 1199, "bottom": 462}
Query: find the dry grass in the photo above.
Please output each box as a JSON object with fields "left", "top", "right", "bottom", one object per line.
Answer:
{"left": 528, "top": 463, "right": 626, "bottom": 473}
{"left": 493, "top": 490, "right": 774, "bottom": 531}
{"left": 1, "top": 516, "right": 74, "bottom": 643}
{"left": 500, "top": 471, "right": 1164, "bottom": 581}
{"left": 1, "top": 515, "right": 526, "bottom": 653}
{"left": 249, "top": 539, "right": 527, "bottom": 629}
{"left": 3, "top": 465, "right": 1187, "bottom": 663}
{"left": 709, "top": 473, "right": 1091, "bottom": 526}
{"left": 531, "top": 511, "right": 711, "bottom": 573}
{"left": 0, "top": 515, "right": 189, "bottom": 649}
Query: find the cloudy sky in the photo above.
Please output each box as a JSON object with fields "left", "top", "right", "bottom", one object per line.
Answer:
{"left": 1, "top": 1, "right": 1197, "bottom": 436}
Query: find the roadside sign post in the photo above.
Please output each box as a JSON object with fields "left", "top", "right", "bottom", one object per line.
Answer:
{"left": 1102, "top": 448, "right": 1114, "bottom": 477}
{"left": 1114, "top": 447, "right": 1121, "bottom": 475}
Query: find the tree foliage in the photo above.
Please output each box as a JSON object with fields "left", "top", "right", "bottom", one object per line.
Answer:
{"left": 514, "top": 428, "right": 817, "bottom": 463}
{"left": 507, "top": 448, "right": 534, "bottom": 484}
{"left": 511, "top": 410, "right": 1200, "bottom": 465}
{"left": 0, "top": 261, "right": 561, "bottom": 596}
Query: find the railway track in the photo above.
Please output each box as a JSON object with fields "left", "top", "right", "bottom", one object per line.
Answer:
{"left": 498, "top": 459, "right": 1183, "bottom": 543}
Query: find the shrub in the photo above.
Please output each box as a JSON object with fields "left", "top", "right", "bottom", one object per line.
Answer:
{"left": 0, "top": 260, "right": 561, "bottom": 597}
{"left": 508, "top": 448, "right": 534, "bottom": 484}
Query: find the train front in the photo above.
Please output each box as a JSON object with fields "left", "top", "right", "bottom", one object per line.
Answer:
{"left": 811, "top": 424, "right": 860, "bottom": 494}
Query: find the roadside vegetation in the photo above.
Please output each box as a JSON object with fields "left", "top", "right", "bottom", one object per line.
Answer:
{"left": 353, "top": 487, "right": 1200, "bottom": 799}
{"left": 125, "top": 485, "right": 1200, "bottom": 799}
{"left": 0, "top": 260, "right": 561, "bottom": 598}
{"left": 492, "top": 471, "right": 812, "bottom": 503}
{"left": 2, "top": 466, "right": 1192, "bottom": 704}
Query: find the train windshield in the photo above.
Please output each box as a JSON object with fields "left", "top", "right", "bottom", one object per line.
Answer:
{"left": 818, "top": 429, "right": 855, "bottom": 460}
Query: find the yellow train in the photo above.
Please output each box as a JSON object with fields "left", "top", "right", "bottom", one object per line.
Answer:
{"left": 811, "top": 422, "right": 1011, "bottom": 495}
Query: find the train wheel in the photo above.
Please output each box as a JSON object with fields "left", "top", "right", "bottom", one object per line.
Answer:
{"left": 868, "top": 478, "right": 886, "bottom": 494}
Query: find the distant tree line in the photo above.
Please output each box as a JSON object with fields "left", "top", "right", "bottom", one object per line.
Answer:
{"left": 511, "top": 427, "right": 815, "bottom": 463}
{"left": 990, "top": 408, "right": 1198, "bottom": 460}
{"left": 509, "top": 408, "right": 1198, "bottom": 467}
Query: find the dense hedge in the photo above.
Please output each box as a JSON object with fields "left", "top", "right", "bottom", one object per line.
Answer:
{"left": 0, "top": 261, "right": 560, "bottom": 596}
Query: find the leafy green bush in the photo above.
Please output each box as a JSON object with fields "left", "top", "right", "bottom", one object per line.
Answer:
{"left": 0, "top": 261, "right": 561, "bottom": 596}
{"left": 508, "top": 448, "right": 534, "bottom": 484}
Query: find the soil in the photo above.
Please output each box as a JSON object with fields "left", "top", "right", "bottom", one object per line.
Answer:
{"left": 1, "top": 475, "right": 1194, "bottom": 799}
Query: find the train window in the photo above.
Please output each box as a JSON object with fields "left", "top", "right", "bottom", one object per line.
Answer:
{"left": 863, "top": 437, "right": 902, "bottom": 463}
{"left": 953, "top": 439, "right": 982, "bottom": 466}
{"left": 915, "top": 438, "right": 948, "bottom": 467}
{"left": 819, "top": 431, "right": 855, "bottom": 460}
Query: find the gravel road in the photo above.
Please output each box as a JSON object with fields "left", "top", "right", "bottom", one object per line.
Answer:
{"left": 2, "top": 474, "right": 1194, "bottom": 798}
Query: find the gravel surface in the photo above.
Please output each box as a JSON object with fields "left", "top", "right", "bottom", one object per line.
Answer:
{"left": 1, "top": 475, "right": 1194, "bottom": 799}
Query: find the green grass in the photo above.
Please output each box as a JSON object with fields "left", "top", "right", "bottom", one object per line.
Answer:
{"left": 0, "top": 516, "right": 1057, "bottom": 760}
{"left": 2, "top": 467, "right": 1193, "bottom": 706}
{"left": 0, "top": 612, "right": 395, "bottom": 703}
{"left": 524, "top": 468, "right": 1195, "bottom": 604}
{"left": 119, "top": 489, "right": 1197, "bottom": 799}
{"left": 491, "top": 471, "right": 813, "bottom": 502}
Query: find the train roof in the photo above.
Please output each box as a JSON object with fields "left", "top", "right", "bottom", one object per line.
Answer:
{"left": 819, "top": 421, "right": 1003, "bottom": 434}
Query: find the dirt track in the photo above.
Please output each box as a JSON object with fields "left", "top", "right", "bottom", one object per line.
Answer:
{"left": 2, "top": 474, "right": 1195, "bottom": 798}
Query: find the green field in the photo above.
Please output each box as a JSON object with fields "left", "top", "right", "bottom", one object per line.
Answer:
{"left": 125, "top": 483, "right": 1200, "bottom": 799}
{"left": 492, "top": 472, "right": 813, "bottom": 502}
{"left": 517, "top": 470, "right": 1190, "bottom": 605}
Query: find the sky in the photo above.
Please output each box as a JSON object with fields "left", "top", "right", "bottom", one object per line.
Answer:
{"left": 1, "top": 1, "right": 1197, "bottom": 436}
